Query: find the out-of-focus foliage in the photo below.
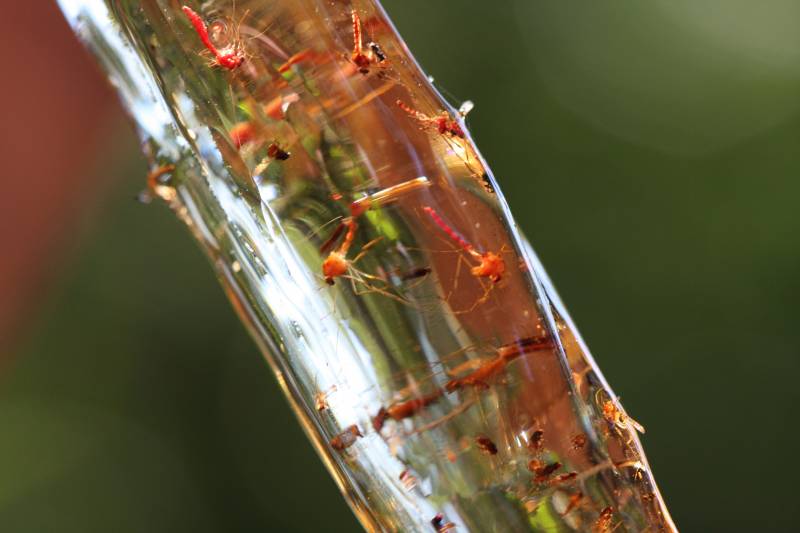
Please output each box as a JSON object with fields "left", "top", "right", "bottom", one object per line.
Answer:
{"left": 2, "top": 1, "right": 798, "bottom": 531}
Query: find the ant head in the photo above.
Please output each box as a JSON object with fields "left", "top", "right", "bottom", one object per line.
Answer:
{"left": 322, "top": 252, "right": 348, "bottom": 281}
{"left": 471, "top": 251, "right": 505, "bottom": 282}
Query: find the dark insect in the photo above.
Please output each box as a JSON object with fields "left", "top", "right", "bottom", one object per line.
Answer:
{"left": 330, "top": 424, "right": 362, "bottom": 451}
{"left": 528, "top": 429, "right": 544, "bottom": 453}
{"left": 475, "top": 435, "right": 498, "bottom": 455}
{"left": 431, "top": 513, "right": 456, "bottom": 532}
{"left": 267, "top": 142, "right": 290, "bottom": 161}
{"left": 400, "top": 267, "right": 432, "bottom": 281}
{"left": 528, "top": 460, "right": 562, "bottom": 483}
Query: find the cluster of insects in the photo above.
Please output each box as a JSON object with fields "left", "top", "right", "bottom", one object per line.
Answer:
{"left": 155, "top": 3, "right": 661, "bottom": 531}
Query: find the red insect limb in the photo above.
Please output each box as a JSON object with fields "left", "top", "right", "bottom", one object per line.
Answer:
{"left": 396, "top": 100, "right": 464, "bottom": 139}
{"left": 319, "top": 221, "right": 346, "bottom": 255}
{"left": 422, "top": 206, "right": 473, "bottom": 254}
{"left": 182, "top": 6, "right": 218, "bottom": 56}
{"left": 422, "top": 206, "right": 505, "bottom": 283}
{"left": 181, "top": 5, "right": 244, "bottom": 70}
{"left": 322, "top": 217, "right": 358, "bottom": 284}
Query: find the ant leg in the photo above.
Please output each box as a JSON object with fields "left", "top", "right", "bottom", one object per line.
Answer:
{"left": 346, "top": 273, "right": 413, "bottom": 306}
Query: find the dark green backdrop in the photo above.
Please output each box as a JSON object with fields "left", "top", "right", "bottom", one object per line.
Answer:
{"left": 4, "top": 1, "right": 799, "bottom": 531}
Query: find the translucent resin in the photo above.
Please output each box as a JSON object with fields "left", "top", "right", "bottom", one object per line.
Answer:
{"left": 57, "top": 1, "right": 677, "bottom": 531}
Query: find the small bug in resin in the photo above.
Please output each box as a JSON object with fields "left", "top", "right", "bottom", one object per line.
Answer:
{"left": 598, "top": 391, "right": 645, "bottom": 435}
{"left": 528, "top": 429, "right": 544, "bottom": 454}
{"left": 372, "top": 389, "right": 443, "bottom": 432}
{"left": 350, "top": 10, "right": 387, "bottom": 74}
{"left": 321, "top": 218, "right": 358, "bottom": 284}
{"left": 330, "top": 424, "right": 362, "bottom": 451}
{"left": 396, "top": 99, "right": 465, "bottom": 139}
{"left": 431, "top": 513, "right": 456, "bottom": 532}
{"left": 594, "top": 506, "right": 614, "bottom": 532}
{"left": 181, "top": 5, "right": 245, "bottom": 70}
{"left": 529, "top": 460, "right": 562, "bottom": 483}
{"left": 267, "top": 142, "right": 290, "bottom": 161}
{"left": 475, "top": 435, "right": 498, "bottom": 456}
{"left": 571, "top": 433, "right": 587, "bottom": 450}
{"left": 445, "top": 336, "right": 552, "bottom": 392}
{"left": 422, "top": 206, "right": 505, "bottom": 283}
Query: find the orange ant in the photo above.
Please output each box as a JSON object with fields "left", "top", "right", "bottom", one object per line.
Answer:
{"left": 330, "top": 424, "right": 362, "bottom": 451}
{"left": 350, "top": 10, "right": 387, "bottom": 74}
{"left": 372, "top": 389, "right": 443, "bottom": 432}
{"left": 396, "top": 99, "right": 464, "bottom": 139}
{"left": 320, "top": 218, "right": 407, "bottom": 303}
{"left": 597, "top": 391, "right": 645, "bottom": 436}
{"left": 322, "top": 217, "right": 360, "bottom": 285}
{"left": 422, "top": 206, "right": 505, "bottom": 284}
{"left": 594, "top": 506, "right": 616, "bottom": 532}
{"left": 445, "top": 335, "right": 552, "bottom": 392}
{"left": 181, "top": 5, "right": 246, "bottom": 70}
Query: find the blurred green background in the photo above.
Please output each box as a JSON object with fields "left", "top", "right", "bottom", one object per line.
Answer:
{"left": 3, "top": 1, "right": 799, "bottom": 531}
